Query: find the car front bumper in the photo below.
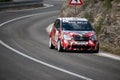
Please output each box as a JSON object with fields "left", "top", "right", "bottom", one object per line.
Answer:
{"left": 62, "top": 40, "right": 99, "bottom": 51}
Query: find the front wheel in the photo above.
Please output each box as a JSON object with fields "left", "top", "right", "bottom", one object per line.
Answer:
{"left": 94, "top": 47, "right": 99, "bottom": 53}
{"left": 93, "top": 45, "right": 99, "bottom": 53}
{"left": 57, "top": 40, "right": 63, "bottom": 52}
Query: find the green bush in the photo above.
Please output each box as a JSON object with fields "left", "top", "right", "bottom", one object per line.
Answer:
{"left": 84, "top": 12, "right": 94, "bottom": 22}
{"left": 0, "top": 0, "right": 12, "bottom": 2}
{"left": 114, "top": 0, "right": 120, "bottom": 2}
{"left": 104, "top": 0, "right": 112, "bottom": 9}
{"left": 95, "top": 18, "right": 104, "bottom": 36}
{"left": 101, "top": 44, "right": 120, "bottom": 55}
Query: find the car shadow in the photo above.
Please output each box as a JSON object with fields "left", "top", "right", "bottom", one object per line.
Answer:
{"left": 62, "top": 50, "right": 97, "bottom": 54}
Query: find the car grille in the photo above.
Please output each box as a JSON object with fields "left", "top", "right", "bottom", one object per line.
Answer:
{"left": 72, "top": 45, "right": 90, "bottom": 49}
{"left": 73, "top": 35, "right": 89, "bottom": 41}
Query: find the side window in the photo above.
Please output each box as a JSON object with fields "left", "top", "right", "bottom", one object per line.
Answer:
{"left": 54, "top": 19, "right": 60, "bottom": 30}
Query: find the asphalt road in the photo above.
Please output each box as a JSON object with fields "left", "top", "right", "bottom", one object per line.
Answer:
{"left": 0, "top": 0, "right": 120, "bottom": 80}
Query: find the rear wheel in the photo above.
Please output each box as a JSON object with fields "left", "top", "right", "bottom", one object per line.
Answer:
{"left": 57, "top": 40, "right": 63, "bottom": 52}
{"left": 49, "top": 37, "right": 54, "bottom": 49}
{"left": 94, "top": 46, "right": 99, "bottom": 53}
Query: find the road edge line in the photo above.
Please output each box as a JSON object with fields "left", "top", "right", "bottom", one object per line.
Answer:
{"left": 97, "top": 52, "right": 120, "bottom": 61}
{"left": 0, "top": 40, "right": 92, "bottom": 80}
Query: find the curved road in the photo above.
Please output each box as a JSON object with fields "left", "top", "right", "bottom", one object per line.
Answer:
{"left": 0, "top": 0, "right": 120, "bottom": 80}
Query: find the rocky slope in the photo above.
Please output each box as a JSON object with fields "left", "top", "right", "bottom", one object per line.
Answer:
{"left": 61, "top": 0, "right": 120, "bottom": 55}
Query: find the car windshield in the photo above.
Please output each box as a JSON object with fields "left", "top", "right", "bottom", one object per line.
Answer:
{"left": 62, "top": 21, "right": 93, "bottom": 31}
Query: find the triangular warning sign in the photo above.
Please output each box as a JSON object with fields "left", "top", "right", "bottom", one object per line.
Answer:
{"left": 69, "top": 0, "right": 83, "bottom": 5}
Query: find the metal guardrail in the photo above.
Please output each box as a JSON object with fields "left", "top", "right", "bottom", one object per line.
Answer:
{"left": 0, "top": 0, "right": 43, "bottom": 10}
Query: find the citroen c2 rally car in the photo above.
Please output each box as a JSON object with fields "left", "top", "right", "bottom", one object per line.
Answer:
{"left": 49, "top": 17, "right": 99, "bottom": 53}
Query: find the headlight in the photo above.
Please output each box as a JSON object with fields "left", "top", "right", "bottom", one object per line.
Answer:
{"left": 92, "top": 35, "right": 97, "bottom": 40}
{"left": 63, "top": 34, "right": 71, "bottom": 40}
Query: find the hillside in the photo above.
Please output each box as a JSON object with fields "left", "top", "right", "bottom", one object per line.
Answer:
{"left": 61, "top": 0, "right": 120, "bottom": 55}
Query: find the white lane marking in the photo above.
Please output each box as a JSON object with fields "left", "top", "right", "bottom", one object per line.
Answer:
{"left": 0, "top": 41, "right": 92, "bottom": 80}
{"left": 0, "top": 12, "right": 92, "bottom": 80}
{"left": 44, "top": 4, "right": 54, "bottom": 7}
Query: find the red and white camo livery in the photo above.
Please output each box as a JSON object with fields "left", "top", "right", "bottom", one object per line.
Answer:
{"left": 49, "top": 17, "right": 99, "bottom": 53}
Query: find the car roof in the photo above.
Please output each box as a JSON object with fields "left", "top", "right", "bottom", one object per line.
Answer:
{"left": 58, "top": 17, "right": 88, "bottom": 22}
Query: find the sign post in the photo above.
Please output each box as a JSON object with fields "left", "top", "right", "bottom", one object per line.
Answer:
{"left": 69, "top": 0, "right": 83, "bottom": 16}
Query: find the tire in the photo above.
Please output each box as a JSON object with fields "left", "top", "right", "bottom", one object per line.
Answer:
{"left": 49, "top": 37, "right": 54, "bottom": 49}
{"left": 57, "top": 40, "right": 63, "bottom": 52}
{"left": 93, "top": 46, "right": 99, "bottom": 53}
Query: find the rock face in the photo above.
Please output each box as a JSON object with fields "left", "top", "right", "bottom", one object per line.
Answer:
{"left": 61, "top": 0, "right": 120, "bottom": 55}
{"left": 96, "top": 1, "right": 120, "bottom": 54}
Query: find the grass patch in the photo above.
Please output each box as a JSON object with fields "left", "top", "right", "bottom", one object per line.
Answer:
{"left": 104, "top": 0, "right": 112, "bottom": 10}
{"left": 95, "top": 18, "right": 104, "bottom": 36}
{"left": 84, "top": 12, "right": 94, "bottom": 22}
{"left": 100, "top": 44, "right": 120, "bottom": 55}
{"left": 114, "top": 0, "right": 120, "bottom": 2}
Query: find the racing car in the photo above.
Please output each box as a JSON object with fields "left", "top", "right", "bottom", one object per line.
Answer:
{"left": 49, "top": 17, "right": 99, "bottom": 53}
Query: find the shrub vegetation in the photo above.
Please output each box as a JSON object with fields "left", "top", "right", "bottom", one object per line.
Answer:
{"left": 104, "top": 0, "right": 112, "bottom": 9}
